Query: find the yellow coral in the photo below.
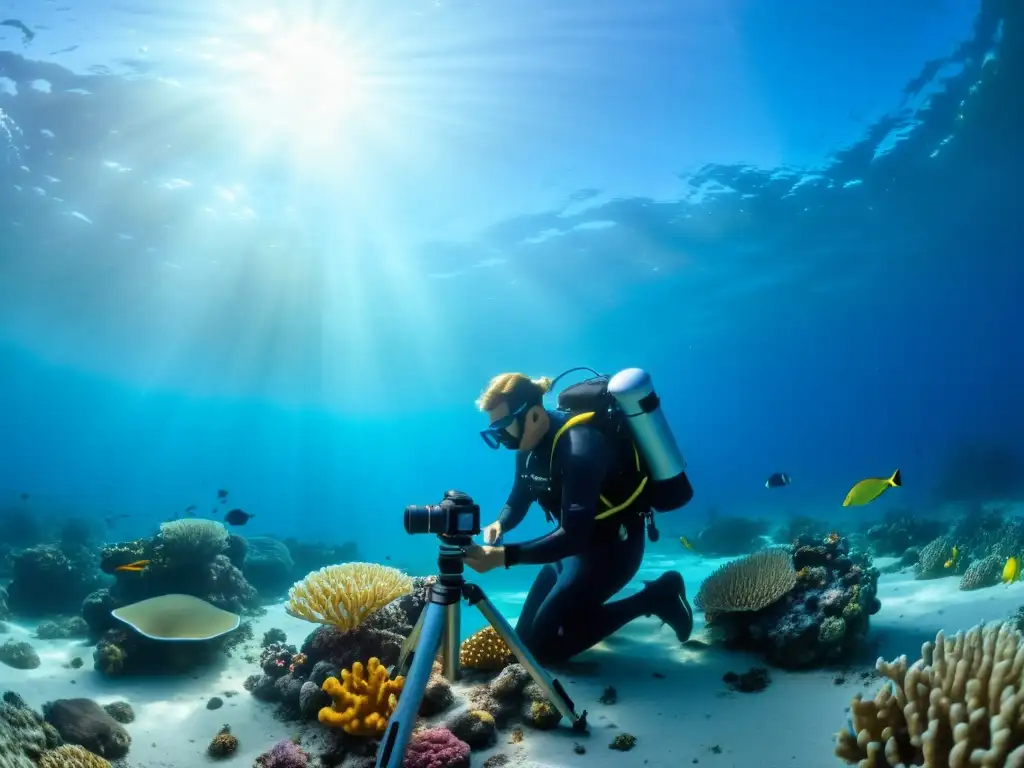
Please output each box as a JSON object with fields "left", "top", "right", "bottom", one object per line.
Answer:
{"left": 286, "top": 563, "right": 413, "bottom": 631}
{"left": 460, "top": 627, "right": 513, "bottom": 670}
{"left": 39, "top": 745, "right": 111, "bottom": 768}
{"left": 319, "top": 657, "right": 404, "bottom": 736}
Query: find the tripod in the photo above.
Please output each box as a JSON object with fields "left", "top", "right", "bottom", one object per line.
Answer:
{"left": 374, "top": 536, "right": 588, "bottom": 768}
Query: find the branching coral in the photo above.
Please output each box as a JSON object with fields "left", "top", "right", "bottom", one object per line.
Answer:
{"left": 694, "top": 547, "right": 797, "bottom": 613}
{"left": 460, "top": 627, "right": 513, "bottom": 671}
{"left": 286, "top": 563, "right": 413, "bottom": 631}
{"left": 836, "top": 620, "right": 1024, "bottom": 766}
{"left": 319, "top": 657, "right": 404, "bottom": 736}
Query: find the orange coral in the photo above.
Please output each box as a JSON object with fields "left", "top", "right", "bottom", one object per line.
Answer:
{"left": 460, "top": 626, "right": 513, "bottom": 671}
{"left": 319, "top": 657, "right": 404, "bottom": 736}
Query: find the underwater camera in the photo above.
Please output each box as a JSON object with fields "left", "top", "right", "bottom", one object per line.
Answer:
{"left": 404, "top": 490, "right": 481, "bottom": 537}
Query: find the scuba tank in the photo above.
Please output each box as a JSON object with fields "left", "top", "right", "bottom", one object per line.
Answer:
{"left": 607, "top": 367, "right": 693, "bottom": 512}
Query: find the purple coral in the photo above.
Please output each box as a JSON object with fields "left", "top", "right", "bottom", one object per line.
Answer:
{"left": 255, "top": 739, "right": 309, "bottom": 768}
{"left": 403, "top": 727, "right": 470, "bottom": 768}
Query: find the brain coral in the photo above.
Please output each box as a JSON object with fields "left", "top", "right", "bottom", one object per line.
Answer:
{"left": 694, "top": 547, "right": 797, "bottom": 614}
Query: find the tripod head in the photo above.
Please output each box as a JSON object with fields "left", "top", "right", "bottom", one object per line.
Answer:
{"left": 436, "top": 534, "right": 472, "bottom": 585}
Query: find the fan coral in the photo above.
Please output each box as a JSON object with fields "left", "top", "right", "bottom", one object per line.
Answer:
{"left": 157, "top": 519, "right": 229, "bottom": 562}
{"left": 319, "top": 656, "right": 404, "bottom": 736}
{"left": 695, "top": 547, "right": 797, "bottom": 613}
{"left": 836, "top": 620, "right": 1024, "bottom": 766}
{"left": 460, "top": 627, "right": 514, "bottom": 671}
{"left": 286, "top": 563, "right": 413, "bottom": 631}
{"left": 38, "top": 745, "right": 111, "bottom": 768}
{"left": 404, "top": 727, "right": 471, "bottom": 768}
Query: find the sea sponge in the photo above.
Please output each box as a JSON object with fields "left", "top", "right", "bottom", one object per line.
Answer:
{"left": 694, "top": 547, "right": 797, "bottom": 613}
{"left": 38, "top": 745, "right": 111, "bottom": 768}
{"left": 319, "top": 657, "right": 404, "bottom": 736}
{"left": 286, "top": 563, "right": 413, "bottom": 631}
{"left": 835, "top": 620, "right": 1024, "bottom": 766}
{"left": 460, "top": 627, "right": 513, "bottom": 671}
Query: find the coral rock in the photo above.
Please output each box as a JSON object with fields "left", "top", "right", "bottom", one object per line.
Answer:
{"left": 459, "top": 627, "right": 513, "bottom": 671}
{"left": 444, "top": 709, "right": 497, "bottom": 750}
{"left": 43, "top": 698, "right": 131, "bottom": 759}
{"left": 38, "top": 745, "right": 111, "bottom": 768}
{"left": 695, "top": 547, "right": 797, "bottom": 613}
{"left": 404, "top": 727, "right": 470, "bottom": 768}
{"left": 255, "top": 738, "right": 309, "bottom": 767}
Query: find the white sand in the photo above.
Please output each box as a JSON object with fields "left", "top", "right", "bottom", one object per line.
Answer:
{"left": 2, "top": 556, "right": 1022, "bottom": 768}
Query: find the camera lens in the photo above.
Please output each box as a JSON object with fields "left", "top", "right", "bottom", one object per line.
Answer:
{"left": 404, "top": 504, "right": 441, "bottom": 535}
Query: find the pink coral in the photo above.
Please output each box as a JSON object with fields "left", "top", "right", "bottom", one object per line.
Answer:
{"left": 255, "top": 739, "right": 309, "bottom": 768}
{"left": 403, "top": 727, "right": 470, "bottom": 768}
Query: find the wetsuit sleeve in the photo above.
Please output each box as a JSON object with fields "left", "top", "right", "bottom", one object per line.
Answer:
{"left": 496, "top": 453, "right": 533, "bottom": 531}
{"left": 503, "top": 426, "right": 611, "bottom": 567}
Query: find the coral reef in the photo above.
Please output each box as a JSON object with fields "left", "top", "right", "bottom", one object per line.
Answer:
{"left": 467, "top": 663, "right": 563, "bottom": 730}
{"left": 914, "top": 535, "right": 955, "bottom": 579}
{"left": 702, "top": 534, "right": 881, "bottom": 669}
{"left": 319, "top": 657, "right": 404, "bottom": 736}
{"left": 85, "top": 522, "right": 259, "bottom": 676}
{"left": 444, "top": 709, "right": 497, "bottom": 750}
{"left": 403, "top": 727, "right": 470, "bottom": 768}
{"left": 460, "top": 627, "right": 514, "bottom": 671}
{"left": 6, "top": 545, "right": 102, "bottom": 617}
{"left": 36, "top": 617, "right": 89, "bottom": 640}
{"left": 836, "top": 620, "right": 1024, "bottom": 766}
{"left": 43, "top": 698, "right": 131, "bottom": 760}
{"left": 285, "top": 563, "right": 413, "bottom": 631}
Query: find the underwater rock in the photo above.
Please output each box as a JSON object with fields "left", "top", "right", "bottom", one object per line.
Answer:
{"left": 244, "top": 673, "right": 281, "bottom": 702}
{"left": 0, "top": 640, "right": 40, "bottom": 670}
{"left": 260, "top": 642, "right": 297, "bottom": 678}
{"left": 299, "top": 681, "right": 330, "bottom": 721}
{"left": 468, "top": 663, "right": 531, "bottom": 727}
{"left": 80, "top": 589, "right": 118, "bottom": 639}
{"left": 0, "top": 693, "right": 60, "bottom": 767}
{"left": 693, "top": 514, "right": 770, "bottom": 556}
{"left": 102, "top": 701, "right": 134, "bottom": 724}
{"left": 43, "top": 698, "right": 131, "bottom": 759}
{"left": 301, "top": 625, "right": 406, "bottom": 672}
{"left": 36, "top": 616, "right": 89, "bottom": 640}
{"left": 255, "top": 738, "right": 310, "bottom": 768}
{"left": 723, "top": 668, "right": 771, "bottom": 693}
{"left": 207, "top": 725, "right": 237, "bottom": 759}
{"left": 419, "top": 672, "right": 455, "bottom": 717}
{"left": 7, "top": 545, "right": 102, "bottom": 617}
{"left": 704, "top": 533, "right": 881, "bottom": 669}
{"left": 262, "top": 628, "right": 287, "bottom": 648}
{"left": 309, "top": 660, "right": 339, "bottom": 687}
{"left": 864, "top": 511, "right": 943, "bottom": 558}
{"left": 444, "top": 709, "right": 498, "bottom": 750}
{"left": 242, "top": 537, "right": 296, "bottom": 596}
{"left": 519, "top": 683, "right": 562, "bottom": 730}
{"left": 403, "top": 727, "right": 470, "bottom": 768}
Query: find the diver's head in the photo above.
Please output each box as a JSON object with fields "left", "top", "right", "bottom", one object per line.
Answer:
{"left": 477, "top": 373, "right": 553, "bottom": 452}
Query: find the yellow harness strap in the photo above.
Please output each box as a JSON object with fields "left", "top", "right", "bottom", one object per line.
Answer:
{"left": 549, "top": 411, "right": 649, "bottom": 520}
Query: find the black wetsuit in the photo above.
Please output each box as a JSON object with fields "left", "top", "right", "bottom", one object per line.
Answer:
{"left": 500, "top": 411, "right": 683, "bottom": 664}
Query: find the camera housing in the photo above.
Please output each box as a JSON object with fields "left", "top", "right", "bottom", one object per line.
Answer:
{"left": 404, "top": 490, "right": 481, "bottom": 537}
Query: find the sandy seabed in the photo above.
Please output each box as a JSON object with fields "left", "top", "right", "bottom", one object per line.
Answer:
{"left": 3, "top": 553, "right": 1022, "bottom": 768}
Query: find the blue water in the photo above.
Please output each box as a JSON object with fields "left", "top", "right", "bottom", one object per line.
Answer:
{"left": 0, "top": 0, "right": 1022, "bottom": 764}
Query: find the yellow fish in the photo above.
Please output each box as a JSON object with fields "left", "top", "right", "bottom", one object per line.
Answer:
{"left": 115, "top": 559, "right": 150, "bottom": 573}
{"left": 842, "top": 469, "right": 902, "bottom": 507}
{"left": 1003, "top": 557, "right": 1020, "bottom": 584}
{"left": 679, "top": 536, "right": 697, "bottom": 552}
{"left": 944, "top": 546, "right": 959, "bottom": 569}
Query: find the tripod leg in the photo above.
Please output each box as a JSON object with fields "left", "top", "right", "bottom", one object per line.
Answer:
{"left": 394, "top": 607, "right": 426, "bottom": 678}
{"left": 375, "top": 601, "right": 448, "bottom": 768}
{"left": 441, "top": 595, "right": 461, "bottom": 681}
{"left": 468, "top": 585, "right": 588, "bottom": 732}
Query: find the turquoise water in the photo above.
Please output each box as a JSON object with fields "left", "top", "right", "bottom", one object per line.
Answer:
{"left": 1, "top": 1, "right": 1022, "bottom": 767}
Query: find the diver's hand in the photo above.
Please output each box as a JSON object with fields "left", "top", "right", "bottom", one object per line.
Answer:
{"left": 482, "top": 521, "right": 504, "bottom": 545}
{"left": 464, "top": 544, "right": 505, "bottom": 573}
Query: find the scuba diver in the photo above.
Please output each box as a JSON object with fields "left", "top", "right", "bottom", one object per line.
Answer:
{"left": 463, "top": 368, "right": 695, "bottom": 664}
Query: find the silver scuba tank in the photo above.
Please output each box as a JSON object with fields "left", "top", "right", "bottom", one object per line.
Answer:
{"left": 607, "top": 367, "right": 692, "bottom": 512}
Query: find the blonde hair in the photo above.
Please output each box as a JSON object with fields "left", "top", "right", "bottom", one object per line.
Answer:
{"left": 476, "top": 373, "right": 553, "bottom": 412}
